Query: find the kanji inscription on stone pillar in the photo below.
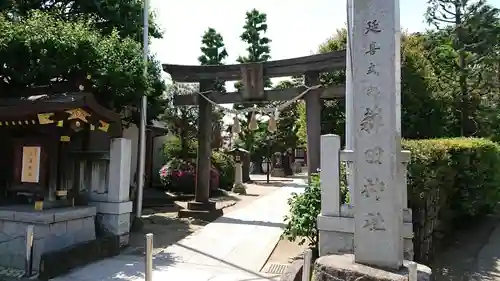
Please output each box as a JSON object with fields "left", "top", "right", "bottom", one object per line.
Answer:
{"left": 351, "top": 0, "right": 404, "bottom": 269}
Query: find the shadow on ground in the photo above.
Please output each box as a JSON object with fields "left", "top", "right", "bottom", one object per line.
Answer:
{"left": 252, "top": 182, "right": 306, "bottom": 189}
{"left": 431, "top": 215, "right": 500, "bottom": 281}
{"left": 469, "top": 217, "right": 500, "bottom": 281}
{"left": 214, "top": 216, "right": 286, "bottom": 228}
{"left": 128, "top": 189, "right": 242, "bottom": 254}
{"left": 127, "top": 204, "right": 205, "bottom": 254}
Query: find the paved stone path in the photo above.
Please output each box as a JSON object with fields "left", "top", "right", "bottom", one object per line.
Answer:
{"left": 471, "top": 217, "right": 500, "bottom": 281}
{"left": 51, "top": 179, "right": 305, "bottom": 281}
{"left": 431, "top": 215, "right": 500, "bottom": 281}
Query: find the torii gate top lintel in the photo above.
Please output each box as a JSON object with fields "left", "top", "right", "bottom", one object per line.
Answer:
{"left": 162, "top": 50, "right": 347, "bottom": 106}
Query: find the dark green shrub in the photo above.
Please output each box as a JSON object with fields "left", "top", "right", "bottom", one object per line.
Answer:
{"left": 404, "top": 138, "right": 500, "bottom": 262}
{"left": 282, "top": 165, "right": 348, "bottom": 255}
{"left": 211, "top": 151, "right": 235, "bottom": 190}
{"left": 405, "top": 138, "right": 500, "bottom": 219}
{"left": 163, "top": 135, "right": 197, "bottom": 160}
{"left": 282, "top": 138, "right": 500, "bottom": 264}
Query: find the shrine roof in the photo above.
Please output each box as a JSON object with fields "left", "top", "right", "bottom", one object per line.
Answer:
{"left": 0, "top": 92, "right": 119, "bottom": 120}
{"left": 0, "top": 92, "right": 122, "bottom": 137}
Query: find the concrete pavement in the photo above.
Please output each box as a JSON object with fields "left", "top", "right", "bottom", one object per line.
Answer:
{"left": 51, "top": 179, "right": 306, "bottom": 281}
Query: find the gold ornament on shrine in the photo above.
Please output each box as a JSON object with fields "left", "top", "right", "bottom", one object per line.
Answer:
{"left": 36, "top": 108, "right": 110, "bottom": 132}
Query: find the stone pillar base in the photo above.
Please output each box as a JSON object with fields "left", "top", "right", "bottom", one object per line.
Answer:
{"left": 187, "top": 200, "right": 216, "bottom": 211}
{"left": 92, "top": 201, "right": 132, "bottom": 247}
{"left": 313, "top": 254, "right": 431, "bottom": 281}
{"left": 232, "top": 183, "right": 246, "bottom": 194}
{"left": 318, "top": 208, "right": 414, "bottom": 261}
{"left": 179, "top": 201, "right": 221, "bottom": 220}
{"left": 271, "top": 168, "right": 285, "bottom": 177}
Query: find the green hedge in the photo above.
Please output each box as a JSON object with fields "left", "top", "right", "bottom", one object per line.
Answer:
{"left": 283, "top": 137, "right": 500, "bottom": 264}
{"left": 404, "top": 138, "right": 500, "bottom": 262}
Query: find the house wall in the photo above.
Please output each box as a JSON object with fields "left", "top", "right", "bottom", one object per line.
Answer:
{"left": 122, "top": 124, "right": 170, "bottom": 188}
{"left": 152, "top": 134, "right": 169, "bottom": 186}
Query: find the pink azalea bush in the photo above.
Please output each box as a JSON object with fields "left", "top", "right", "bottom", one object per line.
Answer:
{"left": 159, "top": 158, "right": 220, "bottom": 194}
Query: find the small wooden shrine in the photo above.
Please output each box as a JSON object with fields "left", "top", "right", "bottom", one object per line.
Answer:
{"left": 0, "top": 83, "right": 122, "bottom": 209}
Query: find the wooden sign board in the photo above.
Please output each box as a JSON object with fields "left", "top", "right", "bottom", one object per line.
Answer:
{"left": 240, "top": 63, "right": 264, "bottom": 100}
{"left": 21, "top": 146, "right": 41, "bottom": 183}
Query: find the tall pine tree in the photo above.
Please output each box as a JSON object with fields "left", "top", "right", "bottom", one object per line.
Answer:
{"left": 233, "top": 9, "right": 272, "bottom": 157}
{"left": 198, "top": 27, "right": 229, "bottom": 148}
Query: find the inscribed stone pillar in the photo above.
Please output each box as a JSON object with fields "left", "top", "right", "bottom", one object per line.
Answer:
{"left": 352, "top": 0, "right": 404, "bottom": 269}
{"left": 93, "top": 138, "right": 133, "bottom": 246}
{"left": 189, "top": 81, "right": 214, "bottom": 210}
{"left": 305, "top": 72, "right": 321, "bottom": 178}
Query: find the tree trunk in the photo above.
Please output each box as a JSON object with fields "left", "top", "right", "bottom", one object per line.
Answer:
{"left": 455, "top": 4, "right": 475, "bottom": 136}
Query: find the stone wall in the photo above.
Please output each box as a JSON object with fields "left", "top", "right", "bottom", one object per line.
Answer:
{"left": 0, "top": 206, "right": 96, "bottom": 270}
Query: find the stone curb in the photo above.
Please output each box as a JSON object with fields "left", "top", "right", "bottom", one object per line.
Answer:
{"left": 280, "top": 259, "right": 304, "bottom": 281}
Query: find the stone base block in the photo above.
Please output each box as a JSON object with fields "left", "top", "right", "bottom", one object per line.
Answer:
{"left": 178, "top": 208, "right": 223, "bottom": 221}
{"left": 91, "top": 201, "right": 132, "bottom": 214}
{"left": 318, "top": 213, "right": 414, "bottom": 260}
{"left": 271, "top": 168, "right": 285, "bottom": 177}
{"left": 92, "top": 201, "right": 132, "bottom": 247}
{"left": 96, "top": 213, "right": 130, "bottom": 247}
{"left": 313, "top": 254, "right": 431, "bottom": 281}
{"left": 319, "top": 230, "right": 414, "bottom": 261}
{"left": 0, "top": 205, "right": 96, "bottom": 270}
{"left": 231, "top": 183, "right": 247, "bottom": 194}
{"left": 187, "top": 200, "right": 216, "bottom": 211}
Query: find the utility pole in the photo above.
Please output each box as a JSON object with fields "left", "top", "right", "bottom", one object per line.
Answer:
{"left": 136, "top": 0, "right": 149, "bottom": 218}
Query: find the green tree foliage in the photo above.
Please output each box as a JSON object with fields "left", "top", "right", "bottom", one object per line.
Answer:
{"left": 400, "top": 33, "right": 452, "bottom": 138}
{"left": 234, "top": 8, "right": 272, "bottom": 91}
{"left": 425, "top": 0, "right": 500, "bottom": 136}
{"left": 162, "top": 83, "right": 198, "bottom": 158}
{"left": 295, "top": 28, "right": 453, "bottom": 144}
{"left": 198, "top": 27, "right": 229, "bottom": 91}
{"left": 236, "top": 9, "right": 272, "bottom": 66}
{"left": 198, "top": 27, "right": 229, "bottom": 145}
{"left": 233, "top": 9, "right": 273, "bottom": 153}
{"left": 1, "top": 0, "right": 162, "bottom": 42}
{"left": 0, "top": 12, "right": 165, "bottom": 123}
{"left": 272, "top": 80, "right": 302, "bottom": 152}
{"left": 283, "top": 170, "right": 348, "bottom": 256}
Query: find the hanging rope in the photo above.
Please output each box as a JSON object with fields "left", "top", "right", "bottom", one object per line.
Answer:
{"left": 197, "top": 84, "right": 321, "bottom": 115}
{"left": 196, "top": 84, "right": 322, "bottom": 132}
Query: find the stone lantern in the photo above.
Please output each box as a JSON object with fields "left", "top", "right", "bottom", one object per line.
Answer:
{"left": 229, "top": 147, "right": 249, "bottom": 194}
{"left": 271, "top": 151, "right": 285, "bottom": 177}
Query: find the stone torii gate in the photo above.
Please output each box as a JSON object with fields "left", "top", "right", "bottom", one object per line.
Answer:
{"left": 162, "top": 52, "right": 346, "bottom": 212}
